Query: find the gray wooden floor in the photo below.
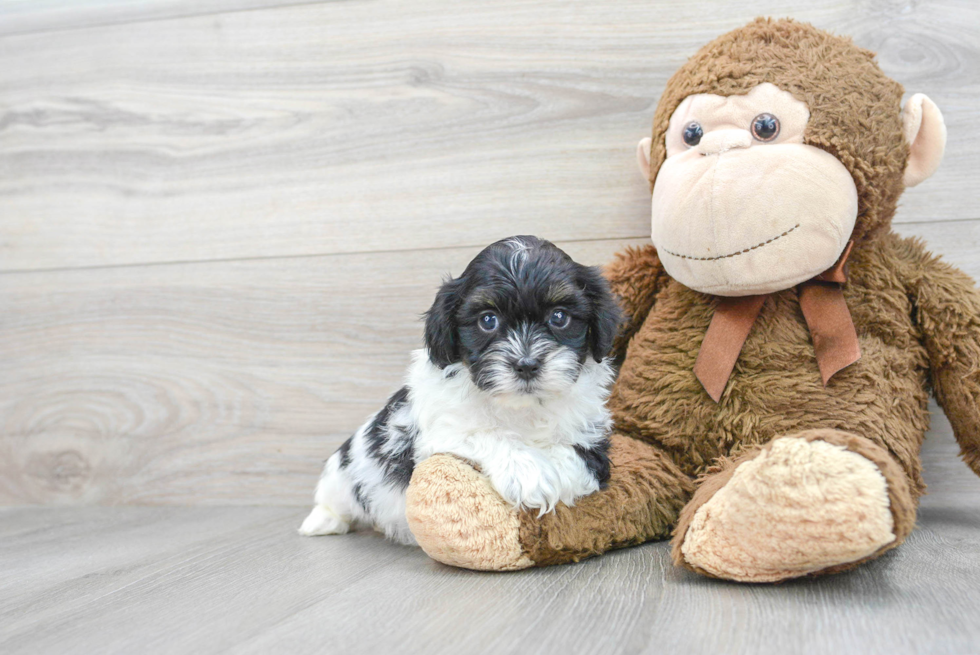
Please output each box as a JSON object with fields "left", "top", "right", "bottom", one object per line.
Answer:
{"left": 2, "top": 405, "right": 979, "bottom": 655}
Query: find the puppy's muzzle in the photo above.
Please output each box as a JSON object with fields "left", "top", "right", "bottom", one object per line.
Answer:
{"left": 513, "top": 357, "right": 541, "bottom": 381}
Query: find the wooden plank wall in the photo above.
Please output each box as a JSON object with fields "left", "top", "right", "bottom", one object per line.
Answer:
{"left": 1, "top": 0, "right": 978, "bottom": 505}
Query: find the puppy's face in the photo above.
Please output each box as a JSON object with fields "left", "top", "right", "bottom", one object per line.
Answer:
{"left": 424, "top": 236, "right": 623, "bottom": 400}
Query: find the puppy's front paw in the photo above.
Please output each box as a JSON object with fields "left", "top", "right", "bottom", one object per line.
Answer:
{"left": 487, "top": 449, "right": 588, "bottom": 516}
{"left": 298, "top": 505, "right": 350, "bottom": 537}
{"left": 405, "top": 454, "right": 534, "bottom": 571}
{"left": 496, "top": 467, "right": 562, "bottom": 517}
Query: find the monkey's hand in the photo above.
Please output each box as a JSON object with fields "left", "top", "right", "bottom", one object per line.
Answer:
{"left": 405, "top": 433, "right": 692, "bottom": 570}
{"left": 603, "top": 246, "right": 670, "bottom": 361}
{"left": 911, "top": 246, "right": 980, "bottom": 477}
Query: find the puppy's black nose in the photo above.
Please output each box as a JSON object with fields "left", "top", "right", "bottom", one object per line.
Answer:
{"left": 514, "top": 357, "right": 541, "bottom": 380}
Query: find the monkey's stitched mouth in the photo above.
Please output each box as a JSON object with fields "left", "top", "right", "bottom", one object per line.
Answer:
{"left": 660, "top": 224, "right": 800, "bottom": 262}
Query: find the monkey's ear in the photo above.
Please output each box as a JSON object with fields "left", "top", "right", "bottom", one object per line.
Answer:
{"left": 424, "top": 277, "right": 463, "bottom": 368}
{"left": 636, "top": 137, "right": 653, "bottom": 182}
{"left": 902, "top": 94, "right": 947, "bottom": 188}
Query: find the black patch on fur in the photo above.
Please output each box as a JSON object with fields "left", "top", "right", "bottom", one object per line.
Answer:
{"left": 364, "top": 387, "right": 410, "bottom": 453}
{"left": 425, "top": 278, "right": 465, "bottom": 368}
{"left": 574, "top": 438, "right": 611, "bottom": 488}
{"left": 363, "top": 386, "right": 418, "bottom": 489}
{"left": 381, "top": 425, "right": 419, "bottom": 489}
{"left": 337, "top": 437, "right": 353, "bottom": 469}
{"left": 575, "top": 265, "right": 625, "bottom": 363}
{"left": 351, "top": 483, "right": 369, "bottom": 511}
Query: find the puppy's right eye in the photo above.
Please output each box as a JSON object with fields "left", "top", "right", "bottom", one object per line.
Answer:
{"left": 549, "top": 309, "right": 571, "bottom": 329}
{"left": 479, "top": 313, "right": 498, "bottom": 332}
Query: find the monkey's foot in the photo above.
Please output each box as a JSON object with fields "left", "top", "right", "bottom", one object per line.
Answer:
{"left": 405, "top": 435, "right": 693, "bottom": 570}
{"left": 672, "top": 429, "right": 916, "bottom": 583}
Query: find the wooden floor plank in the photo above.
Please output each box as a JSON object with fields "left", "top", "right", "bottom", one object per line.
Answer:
{"left": 1, "top": 0, "right": 977, "bottom": 271}
{"left": 0, "top": 507, "right": 419, "bottom": 654}
{"left": 0, "top": 422, "right": 977, "bottom": 655}
{"left": 0, "top": 0, "right": 327, "bottom": 37}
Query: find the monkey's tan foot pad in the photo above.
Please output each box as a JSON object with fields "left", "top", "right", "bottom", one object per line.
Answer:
{"left": 673, "top": 435, "right": 898, "bottom": 583}
{"left": 405, "top": 454, "right": 534, "bottom": 571}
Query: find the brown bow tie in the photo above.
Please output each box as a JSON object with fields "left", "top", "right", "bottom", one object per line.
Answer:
{"left": 693, "top": 241, "right": 861, "bottom": 403}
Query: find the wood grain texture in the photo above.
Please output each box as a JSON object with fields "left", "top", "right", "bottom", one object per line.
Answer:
{"left": 1, "top": 0, "right": 978, "bottom": 271}
{"left": 0, "top": 237, "right": 645, "bottom": 505}
{"left": 0, "top": 423, "right": 978, "bottom": 655}
{"left": 0, "top": 0, "right": 326, "bottom": 37}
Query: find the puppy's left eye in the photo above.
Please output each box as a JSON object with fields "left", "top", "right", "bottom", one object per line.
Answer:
{"left": 549, "top": 309, "right": 571, "bottom": 329}
{"left": 479, "top": 312, "right": 498, "bottom": 332}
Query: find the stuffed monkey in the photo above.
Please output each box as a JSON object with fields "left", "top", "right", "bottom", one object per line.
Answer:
{"left": 404, "top": 18, "right": 980, "bottom": 582}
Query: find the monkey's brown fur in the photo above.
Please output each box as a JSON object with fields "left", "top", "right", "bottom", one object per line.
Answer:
{"left": 406, "top": 18, "right": 980, "bottom": 579}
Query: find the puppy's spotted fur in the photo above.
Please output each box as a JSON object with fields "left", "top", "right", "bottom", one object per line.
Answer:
{"left": 299, "top": 236, "right": 623, "bottom": 545}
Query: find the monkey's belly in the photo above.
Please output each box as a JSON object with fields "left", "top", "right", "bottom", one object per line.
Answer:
{"left": 609, "top": 283, "right": 931, "bottom": 492}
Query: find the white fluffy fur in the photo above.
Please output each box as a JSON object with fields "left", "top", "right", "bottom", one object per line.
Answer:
{"left": 299, "top": 348, "right": 614, "bottom": 546}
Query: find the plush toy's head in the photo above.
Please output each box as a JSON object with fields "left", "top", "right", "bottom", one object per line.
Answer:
{"left": 637, "top": 18, "right": 947, "bottom": 296}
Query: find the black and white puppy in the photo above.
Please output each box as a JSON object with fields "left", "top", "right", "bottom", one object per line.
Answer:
{"left": 299, "top": 236, "right": 623, "bottom": 545}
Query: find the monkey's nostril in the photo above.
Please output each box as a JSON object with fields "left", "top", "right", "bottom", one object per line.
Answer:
{"left": 513, "top": 357, "right": 541, "bottom": 380}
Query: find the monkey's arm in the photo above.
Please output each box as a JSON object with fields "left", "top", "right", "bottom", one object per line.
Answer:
{"left": 405, "top": 433, "right": 693, "bottom": 570}
{"left": 604, "top": 245, "right": 671, "bottom": 360}
{"left": 908, "top": 243, "right": 980, "bottom": 477}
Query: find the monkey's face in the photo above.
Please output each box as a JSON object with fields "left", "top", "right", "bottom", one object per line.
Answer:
{"left": 648, "top": 83, "right": 858, "bottom": 297}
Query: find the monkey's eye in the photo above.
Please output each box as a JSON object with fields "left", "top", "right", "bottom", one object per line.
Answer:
{"left": 479, "top": 312, "right": 498, "bottom": 332}
{"left": 682, "top": 121, "right": 703, "bottom": 147}
{"left": 549, "top": 309, "right": 571, "bottom": 330}
{"left": 751, "top": 113, "right": 780, "bottom": 142}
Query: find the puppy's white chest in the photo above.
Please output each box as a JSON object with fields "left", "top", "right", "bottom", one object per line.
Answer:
{"left": 406, "top": 350, "right": 608, "bottom": 513}
{"left": 412, "top": 403, "right": 596, "bottom": 514}
{"left": 415, "top": 425, "right": 595, "bottom": 513}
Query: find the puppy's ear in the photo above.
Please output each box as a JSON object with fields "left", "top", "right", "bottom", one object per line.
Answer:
{"left": 424, "top": 276, "right": 464, "bottom": 368}
{"left": 578, "top": 265, "right": 624, "bottom": 362}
